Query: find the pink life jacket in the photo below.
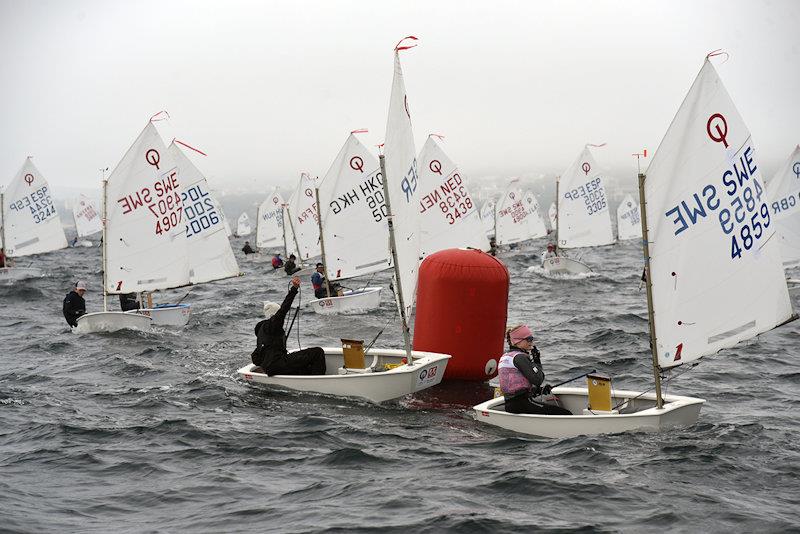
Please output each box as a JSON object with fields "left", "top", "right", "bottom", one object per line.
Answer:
{"left": 499, "top": 350, "right": 532, "bottom": 397}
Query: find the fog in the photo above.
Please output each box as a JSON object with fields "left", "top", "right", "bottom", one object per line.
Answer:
{"left": 2, "top": 0, "right": 798, "bottom": 201}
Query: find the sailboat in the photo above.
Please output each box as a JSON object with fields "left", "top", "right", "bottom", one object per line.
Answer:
{"left": 766, "top": 145, "right": 800, "bottom": 268}
{"left": 474, "top": 56, "right": 793, "bottom": 438}
{"left": 75, "top": 120, "right": 190, "bottom": 333}
{"left": 283, "top": 172, "right": 321, "bottom": 263}
{"left": 543, "top": 147, "right": 614, "bottom": 274}
{"left": 237, "top": 37, "right": 450, "bottom": 402}
{"left": 417, "top": 135, "right": 488, "bottom": 256}
{"left": 256, "top": 189, "right": 285, "bottom": 252}
{"left": 235, "top": 212, "right": 251, "bottom": 237}
{"left": 308, "top": 131, "right": 387, "bottom": 315}
{"left": 0, "top": 157, "right": 67, "bottom": 281}
{"left": 494, "top": 179, "right": 547, "bottom": 248}
{"left": 71, "top": 194, "right": 102, "bottom": 247}
{"left": 480, "top": 200, "right": 495, "bottom": 240}
{"left": 616, "top": 194, "right": 643, "bottom": 241}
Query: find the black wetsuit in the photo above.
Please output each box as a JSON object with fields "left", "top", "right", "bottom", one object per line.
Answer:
{"left": 284, "top": 259, "right": 301, "bottom": 275}
{"left": 504, "top": 347, "right": 572, "bottom": 416}
{"left": 119, "top": 293, "right": 140, "bottom": 312}
{"left": 251, "top": 286, "right": 325, "bottom": 376}
{"left": 62, "top": 290, "right": 86, "bottom": 327}
{"left": 242, "top": 244, "right": 256, "bottom": 255}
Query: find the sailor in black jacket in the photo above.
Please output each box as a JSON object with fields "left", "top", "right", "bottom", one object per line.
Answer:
{"left": 63, "top": 281, "right": 87, "bottom": 327}
{"left": 251, "top": 277, "right": 326, "bottom": 376}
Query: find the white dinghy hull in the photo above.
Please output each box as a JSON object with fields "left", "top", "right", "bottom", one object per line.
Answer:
{"left": 308, "top": 287, "right": 382, "bottom": 315}
{"left": 542, "top": 256, "right": 592, "bottom": 275}
{"left": 0, "top": 267, "right": 44, "bottom": 282}
{"left": 74, "top": 311, "right": 152, "bottom": 334}
{"left": 239, "top": 348, "right": 450, "bottom": 403}
{"left": 473, "top": 387, "right": 705, "bottom": 439}
{"left": 133, "top": 304, "right": 191, "bottom": 326}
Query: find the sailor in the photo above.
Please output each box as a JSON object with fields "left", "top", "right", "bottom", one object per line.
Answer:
{"left": 119, "top": 293, "right": 140, "bottom": 312}
{"left": 251, "top": 276, "right": 326, "bottom": 375}
{"left": 498, "top": 324, "right": 572, "bottom": 415}
{"left": 489, "top": 237, "right": 498, "bottom": 256}
{"left": 541, "top": 242, "right": 558, "bottom": 264}
{"left": 284, "top": 254, "right": 301, "bottom": 275}
{"left": 63, "top": 280, "right": 88, "bottom": 327}
{"left": 271, "top": 253, "right": 284, "bottom": 270}
{"left": 242, "top": 241, "right": 257, "bottom": 255}
{"left": 0, "top": 248, "right": 6, "bottom": 268}
{"left": 311, "top": 263, "right": 340, "bottom": 299}
{"left": 71, "top": 236, "right": 79, "bottom": 247}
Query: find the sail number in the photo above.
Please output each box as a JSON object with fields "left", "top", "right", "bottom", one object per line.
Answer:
{"left": 663, "top": 145, "right": 771, "bottom": 260}
{"left": 116, "top": 169, "right": 183, "bottom": 236}
{"left": 181, "top": 184, "right": 220, "bottom": 238}
{"left": 419, "top": 173, "right": 475, "bottom": 225}
{"left": 9, "top": 186, "right": 56, "bottom": 224}
{"left": 564, "top": 177, "right": 607, "bottom": 216}
{"left": 498, "top": 199, "right": 528, "bottom": 224}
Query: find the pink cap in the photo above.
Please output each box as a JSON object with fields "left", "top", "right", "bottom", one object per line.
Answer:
{"left": 509, "top": 324, "right": 533, "bottom": 345}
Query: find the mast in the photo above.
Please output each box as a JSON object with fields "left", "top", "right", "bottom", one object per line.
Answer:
{"left": 0, "top": 192, "right": 5, "bottom": 258}
{"left": 555, "top": 177, "right": 560, "bottom": 255}
{"left": 101, "top": 176, "right": 109, "bottom": 312}
{"left": 313, "top": 187, "right": 331, "bottom": 297}
{"left": 379, "top": 154, "right": 413, "bottom": 360}
{"left": 638, "top": 172, "right": 664, "bottom": 409}
{"left": 284, "top": 205, "right": 304, "bottom": 266}
{"left": 281, "top": 205, "right": 289, "bottom": 258}
{"left": 493, "top": 200, "right": 497, "bottom": 244}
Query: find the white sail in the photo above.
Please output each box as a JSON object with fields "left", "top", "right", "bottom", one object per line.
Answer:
{"left": 105, "top": 122, "right": 190, "bottom": 294}
{"left": 168, "top": 142, "right": 239, "bottom": 284}
{"left": 495, "top": 180, "right": 537, "bottom": 245}
{"left": 766, "top": 145, "right": 800, "bottom": 266}
{"left": 645, "top": 58, "right": 792, "bottom": 369}
{"left": 522, "top": 190, "right": 548, "bottom": 240}
{"left": 417, "top": 136, "right": 488, "bottom": 256}
{"left": 72, "top": 194, "right": 102, "bottom": 238}
{"left": 317, "top": 133, "right": 390, "bottom": 280}
{"left": 480, "top": 200, "right": 495, "bottom": 238}
{"left": 236, "top": 212, "right": 251, "bottom": 236}
{"left": 383, "top": 49, "right": 421, "bottom": 318}
{"left": 217, "top": 201, "right": 232, "bottom": 237}
{"left": 285, "top": 172, "right": 320, "bottom": 261}
{"left": 548, "top": 202, "right": 557, "bottom": 231}
{"left": 1, "top": 157, "right": 67, "bottom": 257}
{"left": 256, "top": 189, "right": 286, "bottom": 250}
{"left": 558, "top": 147, "right": 615, "bottom": 248}
{"left": 616, "top": 194, "right": 643, "bottom": 241}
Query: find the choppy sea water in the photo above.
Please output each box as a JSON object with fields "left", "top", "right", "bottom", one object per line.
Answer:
{"left": 2, "top": 236, "right": 799, "bottom": 533}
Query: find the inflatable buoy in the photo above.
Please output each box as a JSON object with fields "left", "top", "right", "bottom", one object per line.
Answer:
{"left": 413, "top": 248, "right": 509, "bottom": 381}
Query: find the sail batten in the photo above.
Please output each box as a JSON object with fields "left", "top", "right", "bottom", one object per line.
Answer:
{"left": 644, "top": 59, "right": 793, "bottom": 369}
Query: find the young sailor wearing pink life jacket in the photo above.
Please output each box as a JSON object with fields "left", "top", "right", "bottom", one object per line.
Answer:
{"left": 498, "top": 324, "right": 572, "bottom": 415}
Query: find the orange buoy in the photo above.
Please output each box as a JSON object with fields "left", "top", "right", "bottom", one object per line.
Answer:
{"left": 412, "top": 248, "right": 509, "bottom": 381}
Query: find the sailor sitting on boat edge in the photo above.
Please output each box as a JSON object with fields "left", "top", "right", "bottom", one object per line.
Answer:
{"left": 499, "top": 324, "right": 572, "bottom": 415}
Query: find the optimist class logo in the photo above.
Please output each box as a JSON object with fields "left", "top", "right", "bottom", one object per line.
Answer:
{"left": 706, "top": 113, "right": 729, "bottom": 148}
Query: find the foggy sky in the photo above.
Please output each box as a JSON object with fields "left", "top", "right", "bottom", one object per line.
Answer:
{"left": 1, "top": 0, "right": 799, "bottom": 194}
